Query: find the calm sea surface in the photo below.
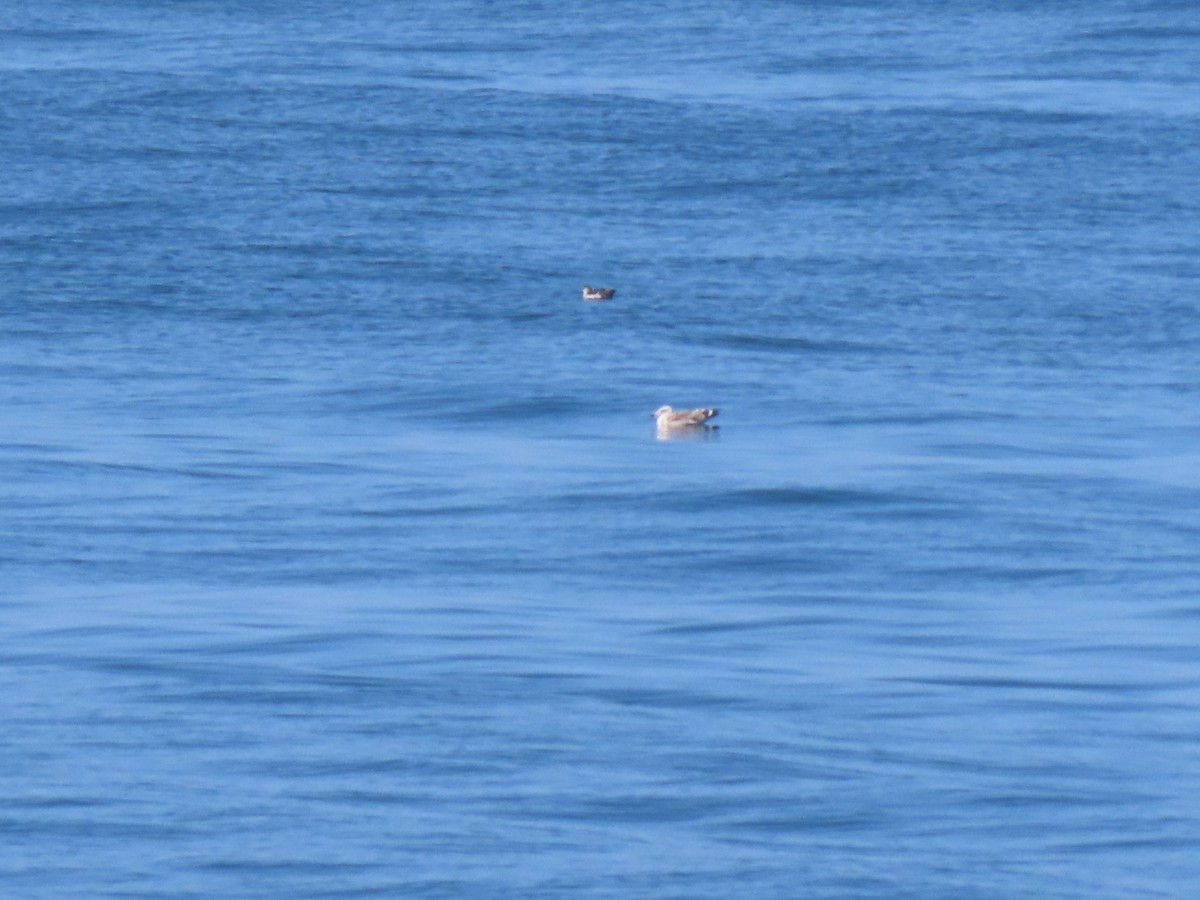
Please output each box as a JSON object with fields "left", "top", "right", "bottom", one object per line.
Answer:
{"left": 3, "top": 1, "right": 1200, "bottom": 896}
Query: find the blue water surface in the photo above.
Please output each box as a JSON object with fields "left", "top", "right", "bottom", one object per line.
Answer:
{"left": 3, "top": 1, "right": 1200, "bottom": 897}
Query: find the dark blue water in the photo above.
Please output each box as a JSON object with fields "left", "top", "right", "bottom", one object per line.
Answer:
{"left": 4, "top": 2, "right": 1200, "bottom": 896}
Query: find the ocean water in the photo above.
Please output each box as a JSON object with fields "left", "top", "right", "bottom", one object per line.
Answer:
{"left": 3, "top": 1, "right": 1200, "bottom": 896}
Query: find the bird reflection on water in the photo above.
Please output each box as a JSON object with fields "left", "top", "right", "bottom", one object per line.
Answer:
{"left": 654, "top": 424, "right": 720, "bottom": 442}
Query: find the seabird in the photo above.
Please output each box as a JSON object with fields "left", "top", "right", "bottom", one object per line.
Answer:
{"left": 652, "top": 405, "right": 719, "bottom": 431}
{"left": 582, "top": 286, "right": 615, "bottom": 301}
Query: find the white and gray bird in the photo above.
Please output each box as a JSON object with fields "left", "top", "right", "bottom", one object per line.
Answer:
{"left": 582, "top": 286, "right": 616, "bottom": 301}
{"left": 652, "top": 405, "right": 719, "bottom": 431}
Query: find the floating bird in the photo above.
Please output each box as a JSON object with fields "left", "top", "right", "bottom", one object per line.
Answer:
{"left": 652, "top": 405, "right": 719, "bottom": 431}
{"left": 582, "top": 286, "right": 615, "bottom": 301}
